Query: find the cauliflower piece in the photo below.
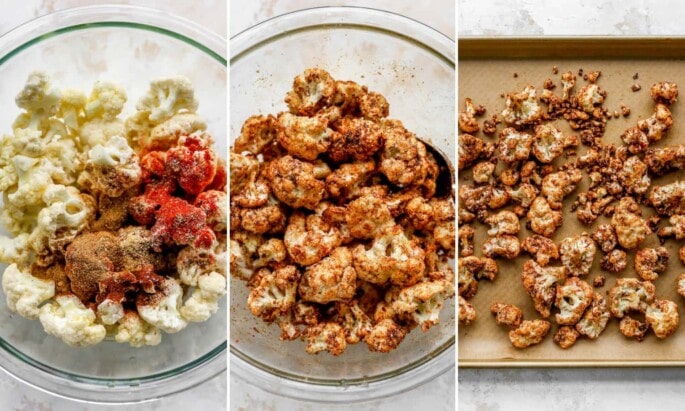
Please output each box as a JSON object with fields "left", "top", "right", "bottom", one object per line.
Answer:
{"left": 247, "top": 265, "right": 300, "bottom": 322}
{"left": 499, "top": 169, "right": 520, "bottom": 186}
{"left": 608, "top": 278, "right": 656, "bottom": 318}
{"left": 554, "top": 325, "right": 580, "bottom": 349}
{"left": 472, "top": 161, "right": 495, "bottom": 184}
{"left": 521, "top": 260, "right": 567, "bottom": 318}
{"left": 576, "top": 84, "right": 606, "bottom": 113}
{"left": 78, "top": 136, "right": 141, "bottom": 197}
{"left": 336, "top": 300, "right": 373, "bottom": 344}
{"left": 114, "top": 310, "right": 162, "bottom": 347}
{"left": 634, "top": 247, "right": 669, "bottom": 281}
{"left": 195, "top": 190, "right": 227, "bottom": 232}
{"left": 521, "top": 235, "right": 559, "bottom": 266}
{"left": 266, "top": 155, "right": 327, "bottom": 210}
{"left": 458, "top": 133, "right": 494, "bottom": 170}
{"left": 490, "top": 302, "right": 523, "bottom": 328}
{"left": 677, "top": 273, "right": 685, "bottom": 299}
{"left": 145, "top": 112, "right": 207, "bottom": 151}
{"left": 378, "top": 119, "right": 435, "bottom": 187}
{"left": 303, "top": 322, "right": 347, "bottom": 356}
{"left": 230, "top": 232, "right": 262, "bottom": 280}
{"left": 458, "top": 225, "right": 475, "bottom": 257}
{"left": 592, "top": 224, "right": 617, "bottom": 253}
{"left": 136, "top": 278, "right": 188, "bottom": 333}
{"left": 1, "top": 263, "right": 55, "bottom": 319}
{"left": 526, "top": 197, "right": 563, "bottom": 238}
{"left": 58, "top": 88, "right": 87, "bottom": 130}
{"left": 229, "top": 152, "right": 259, "bottom": 196}
{"left": 497, "top": 127, "right": 533, "bottom": 163}
{"left": 506, "top": 183, "right": 538, "bottom": 209}
{"left": 645, "top": 298, "right": 679, "bottom": 339}
{"left": 458, "top": 98, "right": 482, "bottom": 133}
{"left": 650, "top": 81, "right": 678, "bottom": 105}
{"left": 459, "top": 295, "right": 476, "bottom": 325}
{"left": 619, "top": 156, "right": 651, "bottom": 196}
{"left": 484, "top": 210, "right": 520, "bottom": 236}
{"left": 298, "top": 247, "right": 356, "bottom": 303}
{"left": 84, "top": 81, "right": 126, "bottom": 121}
{"left": 650, "top": 181, "right": 685, "bottom": 216}
{"left": 180, "top": 271, "right": 226, "bottom": 322}
{"left": 619, "top": 316, "right": 648, "bottom": 341}
{"left": 658, "top": 214, "right": 685, "bottom": 240}
{"left": 561, "top": 71, "right": 576, "bottom": 100}
{"left": 364, "top": 318, "right": 407, "bottom": 353}
{"left": 325, "top": 160, "right": 375, "bottom": 200}
{"left": 358, "top": 90, "right": 389, "bottom": 121}
{"left": 136, "top": 76, "right": 198, "bottom": 123}
{"left": 611, "top": 197, "right": 651, "bottom": 249}
{"left": 541, "top": 168, "right": 582, "bottom": 210}
{"left": 39, "top": 294, "right": 106, "bottom": 347}
{"left": 555, "top": 277, "right": 593, "bottom": 325}
{"left": 458, "top": 256, "right": 484, "bottom": 299}
{"left": 501, "top": 85, "right": 542, "bottom": 127}
{"left": 284, "top": 68, "right": 336, "bottom": 116}
{"left": 79, "top": 117, "right": 127, "bottom": 149}
{"left": 482, "top": 235, "right": 521, "bottom": 260}
{"left": 165, "top": 134, "right": 218, "bottom": 195}
{"left": 575, "top": 293, "right": 610, "bottom": 339}
{"left": 508, "top": 319, "right": 551, "bottom": 348}
{"left": 15, "top": 71, "right": 61, "bottom": 129}
{"left": 345, "top": 192, "right": 394, "bottom": 239}
{"left": 238, "top": 203, "right": 286, "bottom": 235}
{"left": 0, "top": 233, "right": 30, "bottom": 266}
{"left": 531, "top": 124, "right": 577, "bottom": 163}
{"left": 233, "top": 114, "right": 277, "bottom": 155}
{"left": 645, "top": 144, "right": 685, "bottom": 176}
{"left": 392, "top": 279, "right": 455, "bottom": 332}
{"left": 600, "top": 249, "right": 627, "bottom": 273}
{"left": 328, "top": 116, "right": 383, "bottom": 163}
{"left": 559, "top": 233, "right": 596, "bottom": 277}
{"left": 284, "top": 212, "right": 341, "bottom": 266}
{"left": 621, "top": 104, "right": 673, "bottom": 153}
{"left": 276, "top": 108, "right": 341, "bottom": 161}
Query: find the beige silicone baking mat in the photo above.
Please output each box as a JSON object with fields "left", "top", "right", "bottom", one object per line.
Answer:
{"left": 459, "top": 38, "right": 685, "bottom": 367}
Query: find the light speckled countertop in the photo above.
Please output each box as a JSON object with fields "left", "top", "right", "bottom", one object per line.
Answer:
{"left": 459, "top": 1, "right": 685, "bottom": 410}
{"left": 0, "top": 1, "right": 226, "bottom": 410}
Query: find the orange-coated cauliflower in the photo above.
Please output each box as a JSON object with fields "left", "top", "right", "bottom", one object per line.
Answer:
{"left": 521, "top": 235, "right": 559, "bottom": 266}
{"left": 650, "top": 181, "right": 685, "bottom": 216}
{"left": 284, "top": 68, "right": 336, "bottom": 116}
{"left": 600, "top": 249, "right": 627, "bottom": 273}
{"left": 531, "top": 124, "right": 578, "bottom": 164}
{"left": 378, "top": 119, "right": 436, "bottom": 188}
{"left": 644, "top": 144, "right": 685, "bottom": 176}
{"left": 634, "top": 247, "right": 669, "bottom": 281}
{"left": 458, "top": 133, "right": 494, "bottom": 171}
{"left": 325, "top": 160, "right": 375, "bottom": 200}
{"left": 284, "top": 212, "right": 342, "bottom": 266}
{"left": 657, "top": 214, "right": 685, "bottom": 240}
{"left": 458, "top": 225, "right": 473, "bottom": 257}
{"left": 645, "top": 298, "right": 679, "bottom": 339}
{"left": 328, "top": 116, "right": 383, "bottom": 163}
{"left": 559, "top": 233, "right": 596, "bottom": 277}
{"left": 364, "top": 318, "right": 407, "bottom": 353}
{"left": 501, "top": 85, "right": 542, "bottom": 127}
{"left": 619, "top": 156, "right": 651, "bottom": 196}
{"left": 459, "top": 295, "right": 476, "bottom": 325}
{"left": 276, "top": 108, "right": 340, "bottom": 161}
{"left": 298, "top": 247, "right": 356, "bottom": 304}
{"left": 540, "top": 168, "right": 582, "bottom": 210}
{"left": 592, "top": 224, "right": 617, "bottom": 253}
{"left": 345, "top": 191, "right": 394, "bottom": 239}
{"left": 509, "top": 319, "right": 551, "bottom": 348}
{"left": 521, "top": 260, "right": 567, "bottom": 318}
{"left": 575, "top": 293, "right": 610, "bottom": 339}
{"left": 497, "top": 127, "right": 533, "bottom": 163}
{"left": 458, "top": 98, "right": 483, "bottom": 133}
{"left": 526, "top": 197, "right": 563, "bottom": 238}
{"left": 336, "top": 300, "right": 373, "bottom": 344}
{"left": 553, "top": 325, "right": 580, "bottom": 349}
{"left": 247, "top": 265, "right": 300, "bottom": 323}
{"left": 576, "top": 84, "right": 606, "bottom": 113}
{"left": 621, "top": 103, "right": 673, "bottom": 153}
{"left": 611, "top": 197, "right": 651, "bottom": 249}
{"left": 392, "top": 278, "right": 455, "bottom": 332}
{"left": 233, "top": 114, "right": 277, "bottom": 155}
{"left": 490, "top": 302, "right": 523, "bottom": 328}
{"left": 303, "top": 322, "right": 347, "bottom": 356}
{"left": 650, "top": 81, "right": 678, "bottom": 105}
{"left": 554, "top": 277, "right": 593, "bottom": 325}
{"left": 619, "top": 316, "right": 648, "bottom": 341}
{"left": 482, "top": 235, "right": 521, "bottom": 260}
{"left": 484, "top": 210, "right": 520, "bottom": 236}
{"left": 608, "top": 278, "right": 656, "bottom": 318}
{"left": 265, "top": 155, "right": 328, "bottom": 210}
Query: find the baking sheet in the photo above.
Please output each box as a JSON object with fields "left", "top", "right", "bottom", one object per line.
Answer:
{"left": 459, "top": 38, "right": 685, "bottom": 367}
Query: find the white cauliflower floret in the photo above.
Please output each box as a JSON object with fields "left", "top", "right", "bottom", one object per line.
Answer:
{"left": 6, "top": 155, "right": 56, "bottom": 210}
{"left": 84, "top": 81, "right": 127, "bottom": 121}
{"left": 576, "top": 84, "right": 605, "bottom": 113}
{"left": 575, "top": 293, "right": 610, "bottom": 339}
{"left": 145, "top": 112, "right": 207, "bottom": 151}
{"left": 247, "top": 265, "right": 300, "bottom": 322}
{"left": 392, "top": 279, "right": 455, "bottom": 332}
{"left": 97, "top": 298, "right": 124, "bottom": 325}
{"left": 78, "top": 136, "right": 141, "bottom": 197}
{"left": 0, "top": 233, "right": 30, "bottom": 266}
{"left": 1, "top": 263, "right": 55, "bottom": 319}
{"left": 39, "top": 294, "right": 106, "bottom": 347}
{"left": 79, "top": 118, "right": 126, "bottom": 149}
{"left": 136, "top": 278, "right": 188, "bottom": 333}
{"left": 57, "top": 88, "right": 87, "bottom": 130}
{"left": 136, "top": 76, "right": 198, "bottom": 124}
{"left": 501, "top": 85, "right": 542, "bottom": 127}
{"left": 559, "top": 233, "right": 596, "bottom": 277}
{"left": 114, "top": 311, "right": 162, "bottom": 347}
{"left": 181, "top": 271, "right": 227, "bottom": 322}
{"left": 298, "top": 247, "right": 357, "bottom": 304}
{"left": 15, "top": 71, "right": 61, "bottom": 130}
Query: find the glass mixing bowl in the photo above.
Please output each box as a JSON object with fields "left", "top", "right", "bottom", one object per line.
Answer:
{"left": 0, "top": 5, "right": 226, "bottom": 403}
{"left": 230, "top": 6, "right": 455, "bottom": 403}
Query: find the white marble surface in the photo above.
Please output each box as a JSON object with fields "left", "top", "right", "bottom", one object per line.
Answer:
{"left": 0, "top": 1, "right": 226, "bottom": 410}
{"left": 458, "top": 1, "right": 685, "bottom": 410}
{"left": 229, "top": 1, "right": 455, "bottom": 410}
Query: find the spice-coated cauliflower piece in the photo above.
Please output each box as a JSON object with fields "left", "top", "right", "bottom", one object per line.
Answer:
{"left": 619, "top": 316, "right": 648, "bottom": 341}
{"left": 645, "top": 298, "right": 679, "bottom": 339}
{"left": 555, "top": 277, "right": 593, "bottom": 325}
{"left": 195, "top": 190, "right": 227, "bottom": 232}
{"left": 459, "top": 296, "right": 476, "bottom": 325}
{"left": 506, "top": 183, "right": 538, "bottom": 209}
{"left": 165, "top": 134, "right": 218, "bottom": 195}
{"left": 611, "top": 197, "right": 651, "bottom": 250}
{"left": 229, "top": 232, "right": 261, "bottom": 280}
{"left": 358, "top": 90, "right": 390, "bottom": 121}
{"left": 657, "top": 214, "right": 685, "bottom": 240}
{"left": 285, "top": 68, "right": 336, "bottom": 116}
{"left": 521, "top": 260, "right": 567, "bottom": 318}
{"left": 378, "top": 119, "right": 435, "bottom": 187}
{"left": 144, "top": 112, "right": 207, "bottom": 152}
{"left": 84, "top": 80, "right": 126, "bottom": 121}
{"left": 554, "top": 326, "right": 580, "bottom": 349}
{"left": 644, "top": 144, "right": 685, "bottom": 176}
{"left": 328, "top": 116, "right": 383, "bottom": 163}
{"left": 335, "top": 300, "right": 373, "bottom": 344}
{"left": 458, "top": 133, "right": 494, "bottom": 171}
{"left": 1, "top": 263, "right": 55, "bottom": 319}
{"left": 136, "top": 76, "right": 198, "bottom": 123}
{"left": 180, "top": 271, "right": 226, "bottom": 322}
{"left": 364, "top": 318, "right": 407, "bottom": 353}
{"left": 650, "top": 81, "right": 678, "bottom": 105}
{"left": 618, "top": 156, "right": 651, "bottom": 196}
{"left": 560, "top": 71, "right": 576, "bottom": 100}
{"left": 576, "top": 84, "right": 606, "bottom": 113}
{"left": 541, "top": 168, "right": 582, "bottom": 210}
{"left": 136, "top": 278, "right": 188, "bottom": 333}
{"left": 559, "top": 233, "right": 596, "bottom": 277}
{"left": 472, "top": 161, "right": 495, "bottom": 184}
{"left": 266, "top": 155, "right": 327, "bottom": 210}
{"left": 621, "top": 104, "right": 673, "bottom": 153}
{"left": 303, "top": 322, "right": 347, "bottom": 355}
{"left": 521, "top": 235, "right": 559, "bottom": 266}
{"left": 458, "top": 98, "right": 482, "bottom": 133}
{"left": 592, "top": 223, "right": 617, "bottom": 253}
{"left": 526, "top": 197, "right": 563, "bottom": 238}
{"left": 501, "top": 85, "right": 542, "bottom": 127}
{"left": 650, "top": 181, "right": 685, "bottom": 216}
{"left": 325, "top": 160, "right": 375, "bottom": 200}
{"left": 482, "top": 235, "right": 521, "bottom": 260}
{"left": 247, "top": 265, "right": 300, "bottom": 322}
{"left": 458, "top": 184, "right": 509, "bottom": 218}
{"left": 298, "top": 247, "right": 357, "bottom": 304}
{"left": 276, "top": 108, "right": 340, "bottom": 161}
{"left": 114, "top": 311, "right": 162, "bottom": 347}
{"left": 634, "top": 247, "right": 669, "bottom": 281}
{"left": 39, "top": 294, "right": 106, "bottom": 347}
{"left": 490, "top": 302, "right": 523, "bottom": 328}
{"left": 78, "top": 136, "right": 141, "bottom": 197}
{"left": 532, "top": 124, "right": 578, "bottom": 163}
{"left": 508, "top": 319, "right": 551, "bottom": 348}
{"left": 392, "top": 279, "right": 455, "bottom": 332}
{"left": 677, "top": 273, "right": 685, "bottom": 299}
{"left": 458, "top": 256, "right": 484, "bottom": 299}
{"left": 607, "top": 278, "right": 656, "bottom": 318}
{"left": 345, "top": 192, "right": 394, "bottom": 239}
{"left": 575, "top": 293, "right": 610, "bottom": 339}
{"left": 484, "top": 210, "right": 520, "bottom": 236}
{"left": 238, "top": 203, "right": 287, "bottom": 235}
{"left": 284, "top": 212, "right": 342, "bottom": 266}
{"left": 233, "top": 114, "right": 277, "bottom": 155}
{"left": 600, "top": 249, "right": 627, "bottom": 273}
{"left": 458, "top": 225, "right": 475, "bottom": 258}
{"left": 497, "top": 127, "right": 533, "bottom": 163}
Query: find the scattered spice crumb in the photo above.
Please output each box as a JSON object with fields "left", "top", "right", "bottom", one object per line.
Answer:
{"left": 633, "top": 73, "right": 639, "bottom": 80}
{"left": 593, "top": 275, "right": 605, "bottom": 288}
{"left": 613, "top": 110, "right": 620, "bottom": 118}
{"left": 586, "top": 71, "right": 601, "bottom": 83}
{"left": 578, "top": 68, "right": 584, "bottom": 76}
{"left": 620, "top": 103, "right": 631, "bottom": 117}
{"left": 543, "top": 78, "right": 556, "bottom": 90}
{"left": 514, "top": 73, "right": 518, "bottom": 78}
{"left": 552, "top": 65, "right": 559, "bottom": 74}
{"left": 632, "top": 83, "right": 642, "bottom": 92}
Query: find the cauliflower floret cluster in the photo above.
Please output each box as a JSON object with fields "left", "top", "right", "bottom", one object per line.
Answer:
{"left": 232, "top": 69, "right": 454, "bottom": 355}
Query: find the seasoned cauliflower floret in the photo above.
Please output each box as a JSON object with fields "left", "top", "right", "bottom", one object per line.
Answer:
{"left": 136, "top": 278, "right": 188, "bottom": 333}
{"left": 39, "top": 294, "right": 106, "bottom": 347}
{"left": 484, "top": 210, "right": 520, "bottom": 236}
{"left": 180, "top": 271, "right": 226, "bottom": 322}
{"left": 78, "top": 136, "right": 141, "bottom": 197}
{"left": 521, "top": 235, "right": 559, "bottom": 266}
{"left": 607, "top": 278, "right": 656, "bottom": 318}
{"left": 459, "top": 295, "right": 476, "bottom": 325}
{"left": 458, "top": 98, "right": 483, "bottom": 133}
{"left": 645, "top": 299, "right": 679, "bottom": 339}
{"left": 364, "top": 318, "right": 407, "bottom": 353}
{"left": 458, "top": 225, "right": 475, "bottom": 257}
{"left": 482, "top": 235, "right": 521, "bottom": 260}
{"left": 600, "top": 249, "right": 627, "bottom": 273}
{"left": 328, "top": 116, "right": 382, "bottom": 163}
{"left": 657, "top": 214, "right": 685, "bottom": 240}
{"left": 650, "top": 181, "right": 685, "bottom": 216}
{"left": 541, "top": 168, "right": 582, "bottom": 210}
{"left": 378, "top": 119, "right": 436, "bottom": 187}
{"left": 247, "top": 265, "right": 300, "bottom": 322}
{"left": 458, "top": 133, "right": 494, "bottom": 171}
{"left": 114, "top": 310, "right": 162, "bottom": 347}
{"left": 472, "top": 161, "right": 495, "bottom": 184}
{"left": 650, "top": 81, "right": 678, "bottom": 105}
{"left": 554, "top": 277, "right": 593, "bottom": 325}
{"left": 501, "top": 85, "right": 542, "bottom": 127}
{"left": 611, "top": 197, "right": 651, "bottom": 249}
{"left": 136, "top": 76, "right": 198, "bottom": 123}
{"left": 266, "top": 155, "right": 327, "bottom": 210}
{"left": 532, "top": 124, "right": 577, "bottom": 163}
{"left": 526, "top": 197, "right": 563, "bottom": 238}
{"left": 335, "top": 300, "right": 372, "bottom": 344}
{"left": 490, "top": 302, "right": 523, "bottom": 328}
{"left": 276, "top": 108, "right": 340, "bottom": 161}
{"left": 303, "top": 322, "right": 347, "bottom": 356}
{"left": 559, "top": 233, "right": 596, "bottom": 277}
{"left": 298, "top": 247, "right": 356, "bottom": 304}
{"left": 392, "top": 279, "right": 455, "bottom": 332}
{"left": 285, "top": 68, "right": 336, "bottom": 116}
{"left": 521, "top": 260, "right": 567, "bottom": 318}
{"left": 345, "top": 192, "right": 394, "bottom": 239}
{"left": 592, "top": 224, "right": 617, "bottom": 253}
{"left": 621, "top": 104, "right": 673, "bottom": 153}
{"left": 634, "top": 247, "right": 669, "bottom": 281}
{"left": 284, "top": 212, "right": 341, "bottom": 266}
{"left": 575, "top": 293, "right": 610, "bottom": 339}
{"left": 576, "top": 84, "right": 606, "bottom": 113}
{"left": 645, "top": 144, "right": 685, "bottom": 176}
{"left": 1, "top": 263, "right": 55, "bottom": 319}
{"left": 145, "top": 112, "right": 207, "bottom": 151}
{"left": 677, "top": 273, "right": 685, "bottom": 299}
{"left": 233, "top": 114, "right": 277, "bottom": 155}
{"left": 325, "top": 160, "right": 375, "bottom": 200}
{"left": 619, "top": 156, "right": 651, "bottom": 196}
{"left": 553, "top": 325, "right": 580, "bottom": 349}
{"left": 508, "top": 319, "right": 551, "bottom": 348}
{"left": 497, "top": 127, "right": 533, "bottom": 163}
{"left": 619, "top": 316, "right": 648, "bottom": 341}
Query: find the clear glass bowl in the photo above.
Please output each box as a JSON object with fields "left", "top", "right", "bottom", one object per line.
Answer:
{"left": 0, "top": 5, "right": 226, "bottom": 403}
{"left": 230, "top": 6, "right": 455, "bottom": 403}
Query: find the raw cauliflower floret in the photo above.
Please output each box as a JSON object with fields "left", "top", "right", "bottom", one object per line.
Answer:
{"left": 508, "top": 319, "right": 550, "bottom": 348}
{"left": 485, "top": 210, "right": 520, "bottom": 236}
{"left": 276, "top": 108, "right": 340, "bottom": 161}
{"left": 532, "top": 124, "right": 577, "bottom": 163}
{"left": 458, "top": 98, "right": 482, "bottom": 133}
{"left": 634, "top": 247, "right": 669, "bottom": 281}
{"left": 645, "top": 299, "right": 679, "bottom": 339}
{"left": 541, "top": 168, "right": 582, "bottom": 210}
{"left": 607, "top": 278, "right": 656, "bottom": 318}
{"left": 650, "top": 181, "right": 685, "bottom": 216}
{"left": 266, "top": 155, "right": 327, "bottom": 210}
{"left": 501, "top": 85, "right": 542, "bottom": 127}
{"left": 458, "top": 133, "right": 494, "bottom": 171}
{"left": 298, "top": 247, "right": 357, "bottom": 303}
{"left": 364, "top": 318, "right": 407, "bottom": 353}
{"left": 136, "top": 278, "right": 188, "bottom": 333}
{"left": 497, "top": 127, "right": 533, "bottom": 163}
{"left": 144, "top": 112, "right": 207, "bottom": 151}
{"left": 521, "top": 260, "right": 567, "bottom": 318}
{"left": 611, "top": 197, "right": 651, "bottom": 249}
{"left": 650, "top": 81, "right": 678, "bottom": 105}
{"left": 84, "top": 80, "right": 127, "bottom": 121}
{"left": 559, "top": 233, "right": 596, "bottom": 277}
{"left": 114, "top": 310, "right": 162, "bottom": 347}
{"left": 645, "top": 144, "right": 685, "bottom": 176}
{"left": 78, "top": 136, "right": 141, "bottom": 197}
{"left": 459, "top": 295, "right": 476, "bottom": 325}
{"left": 526, "top": 197, "right": 563, "bottom": 238}
{"left": 57, "top": 88, "right": 87, "bottom": 130}
{"left": 521, "top": 235, "right": 559, "bottom": 266}
{"left": 79, "top": 117, "right": 127, "bottom": 149}
{"left": 15, "top": 71, "right": 61, "bottom": 130}
{"left": 39, "top": 294, "right": 106, "bottom": 347}
{"left": 554, "top": 325, "right": 580, "bottom": 349}
{"left": 136, "top": 76, "right": 198, "bottom": 123}
{"left": 2, "top": 263, "right": 55, "bottom": 319}
{"left": 555, "top": 277, "right": 593, "bottom": 325}
{"left": 490, "top": 302, "right": 523, "bottom": 328}
{"left": 180, "top": 271, "right": 226, "bottom": 322}
{"left": 0, "top": 233, "right": 30, "bottom": 266}
{"left": 576, "top": 84, "right": 606, "bottom": 113}
{"left": 247, "top": 265, "right": 300, "bottom": 322}
{"left": 303, "top": 322, "right": 347, "bottom": 356}
{"left": 284, "top": 212, "right": 341, "bottom": 266}
{"left": 482, "top": 235, "right": 521, "bottom": 259}
{"left": 575, "top": 293, "right": 610, "bottom": 339}
{"left": 392, "top": 279, "right": 455, "bottom": 332}
{"left": 285, "top": 68, "right": 336, "bottom": 116}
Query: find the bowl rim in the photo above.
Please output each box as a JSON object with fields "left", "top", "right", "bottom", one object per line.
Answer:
{"left": 229, "top": 5, "right": 455, "bottom": 403}
{"left": 0, "top": 4, "right": 227, "bottom": 404}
